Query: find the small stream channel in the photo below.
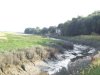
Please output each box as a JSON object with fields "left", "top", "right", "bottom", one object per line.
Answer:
{"left": 40, "top": 44, "right": 96, "bottom": 75}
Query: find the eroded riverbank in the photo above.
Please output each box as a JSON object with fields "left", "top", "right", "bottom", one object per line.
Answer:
{"left": 0, "top": 38, "right": 97, "bottom": 75}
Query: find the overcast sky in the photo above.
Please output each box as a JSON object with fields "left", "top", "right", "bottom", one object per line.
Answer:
{"left": 0, "top": 0, "right": 100, "bottom": 32}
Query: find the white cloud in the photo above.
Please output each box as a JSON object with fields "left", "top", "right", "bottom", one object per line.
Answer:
{"left": 0, "top": 0, "right": 100, "bottom": 32}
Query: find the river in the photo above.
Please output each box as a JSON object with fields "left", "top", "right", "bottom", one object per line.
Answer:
{"left": 39, "top": 44, "right": 95, "bottom": 75}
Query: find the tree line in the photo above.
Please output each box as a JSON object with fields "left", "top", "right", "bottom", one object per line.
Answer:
{"left": 24, "top": 26, "right": 57, "bottom": 35}
{"left": 24, "top": 11, "right": 100, "bottom": 36}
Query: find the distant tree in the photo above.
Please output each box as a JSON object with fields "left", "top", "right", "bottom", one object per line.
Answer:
{"left": 24, "top": 11, "right": 100, "bottom": 36}
{"left": 24, "top": 28, "right": 34, "bottom": 34}
{"left": 57, "top": 11, "right": 100, "bottom": 36}
{"left": 41, "top": 27, "right": 48, "bottom": 34}
{"left": 58, "top": 23, "right": 64, "bottom": 35}
{"left": 35, "top": 27, "right": 41, "bottom": 34}
{"left": 48, "top": 26, "right": 56, "bottom": 34}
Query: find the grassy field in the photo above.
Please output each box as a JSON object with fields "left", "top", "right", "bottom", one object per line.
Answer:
{"left": 0, "top": 32, "right": 53, "bottom": 52}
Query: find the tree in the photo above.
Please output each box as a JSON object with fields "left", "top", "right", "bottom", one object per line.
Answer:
{"left": 35, "top": 27, "right": 41, "bottom": 34}
{"left": 57, "top": 11, "right": 100, "bottom": 36}
{"left": 41, "top": 27, "right": 48, "bottom": 34}
{"left": 58, "top": 23, "right": 64, "bottom": 35}
{"left": 48, "top": 26, "right": 56, "bottom": 34}
{"left": 24, "top": 28, "right": 34, "bottom": 34}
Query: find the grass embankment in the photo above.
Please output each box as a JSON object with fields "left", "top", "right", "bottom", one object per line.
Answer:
{"left": 0, "top": 32, "right": 53, "bottom": 52}
{"left": 81, "top": 52, "right": 100, "bottom": 75}
{"left": 56, "top": 35, "right": 100, "bottom": 48}
{"left": 58, "top": 35, "right": 100, "bottom": 41}
{"left": 68, "top": 35, "right": 100, "bottom": 41}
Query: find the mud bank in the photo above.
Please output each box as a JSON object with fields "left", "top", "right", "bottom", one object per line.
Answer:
{"left": 0, "top": 46, "right": 58, "bottom": 75}
{"left": 0, "top": 40, "right": 74, "bottom": 75}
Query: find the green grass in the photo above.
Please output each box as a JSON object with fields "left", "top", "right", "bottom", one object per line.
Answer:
{"left": 0, "top": 33, "right": 53, "bottom": 52}
{"left": 57, "top": 35, "right": 100, "bottom": 45}
{"left": 81, "top": 58, "right": 100, "bottom": 75}
{"left": 80, "top": 52, "right": 100, "bottom": 75}
{"left": 59, "top": 35, "right": 100, "bottom": 41}
{"left": 70, "top": 35, "right": 100, "bottom": 41}
{"left": 81, "top": 65, "right": 100, "bottom": 75}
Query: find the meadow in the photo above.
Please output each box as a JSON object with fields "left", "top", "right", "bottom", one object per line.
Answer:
{"left": 0, "top": 32, "right": 52, "bottom": 52}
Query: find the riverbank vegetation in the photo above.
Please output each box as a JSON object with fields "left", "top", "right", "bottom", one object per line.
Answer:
{"left": 52, "top": 35, "right": 100, "bottom": 49}
{"left": 81, "top": 52, "right": 100, "bottom": 75}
